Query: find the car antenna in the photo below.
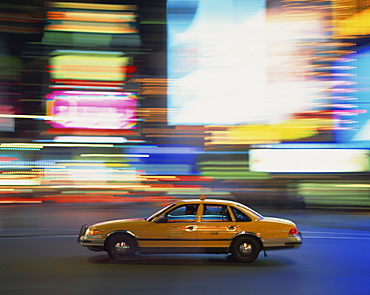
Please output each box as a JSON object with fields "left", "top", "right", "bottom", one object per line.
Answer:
{"left": 200, "top": 194, "right": 206, "bottom": 201}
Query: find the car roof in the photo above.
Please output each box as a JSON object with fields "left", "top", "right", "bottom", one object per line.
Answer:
{"left": 174, "top": 198, "right": 264, "bottom": 219}
{"left": 175, "top": 198, "right": 241, "bottom": 206}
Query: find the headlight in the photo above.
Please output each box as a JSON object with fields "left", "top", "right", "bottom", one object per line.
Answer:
{"left": 86, "top": 228, "right": 102, "bottom": 236}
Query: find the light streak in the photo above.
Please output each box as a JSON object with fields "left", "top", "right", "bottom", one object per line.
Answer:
{"left": 80, "top": 154, "right": 149, "bottom": 158}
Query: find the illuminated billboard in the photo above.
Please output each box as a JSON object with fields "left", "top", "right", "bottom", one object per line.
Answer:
{"left": 166, "top": 0, "right": 337, "bottom": 146}
{"left": 167, "top": 0, "right": 331, "bottom": 126}
{"left": 332, "top": 0, "right": 370, "bottom": 37}
{"left": 46, "top": 91, "right": 137, "bottom": 129}
{"left": 250, "top": 149, "right": 370, "bottom": 173}
{"left": 43, "top": 2, "right": 140, "bottom": 47}
{"left": 48, "top": 53, "right": 130, "bottom": 82}
{"left": 45, "top": 3, "right": 138, "bottom": 34}
{"left": 333, "top": 46, "right": 370, "bottom": 145}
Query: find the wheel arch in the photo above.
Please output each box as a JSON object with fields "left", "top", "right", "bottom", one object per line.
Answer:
{"left": 104, "top": 230, "right": 138, "bottom": 251}
{"left": 230, "top": 231, "right": 264, "bottom": 251}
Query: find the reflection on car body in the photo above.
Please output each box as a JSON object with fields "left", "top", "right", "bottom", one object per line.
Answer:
{"left": 78, "top": 195, "right": 302, "bottom": 263}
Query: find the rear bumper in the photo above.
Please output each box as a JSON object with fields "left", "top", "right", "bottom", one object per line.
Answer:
{"left": 264, "top": 241, "right": 302, "bottom": 250}
{"left": 262, "top": 235, "right": 302, "bottom": 250}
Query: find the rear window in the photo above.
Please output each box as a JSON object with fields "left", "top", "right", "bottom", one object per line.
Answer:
{"left": 231, "top": 207, "right": 252, "bottom": 222}
{"left": 236, "top": 204, "right": 263, "bottom": 219}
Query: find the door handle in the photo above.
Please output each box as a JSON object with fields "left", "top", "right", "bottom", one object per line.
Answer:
{"left": 186, "top": 225, "right": 197, "bottom": 232}
{"left": 227, "top": 226, "right": 236, "bottom": 231}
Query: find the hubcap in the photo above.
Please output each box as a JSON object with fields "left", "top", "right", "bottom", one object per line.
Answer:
{"left": 114, "top": 241, "right": 130, "bottom": 255}
{"left": 239, "top": 242, "right": 252, "bottom": 256}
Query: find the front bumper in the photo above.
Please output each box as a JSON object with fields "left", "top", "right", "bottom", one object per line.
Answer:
{"left": 78, "top": 224, "right": 104, "bottom": 248}
{"left": 77, "top": 224, "right": 88, "bottom": 243}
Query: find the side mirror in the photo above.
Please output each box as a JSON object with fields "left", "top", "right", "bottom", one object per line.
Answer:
{"left": 155, "top": 216, "right": 167, "bottom": 223}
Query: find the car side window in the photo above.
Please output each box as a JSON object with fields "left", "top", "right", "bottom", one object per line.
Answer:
{"left": 202, "top": 205, "right": 231, "bottom": 222}
{"left": 166, "top": 204, "right": 198, "bottom": 223}
{"left": 231, "top": 207, "right": 252, "bottom": 222}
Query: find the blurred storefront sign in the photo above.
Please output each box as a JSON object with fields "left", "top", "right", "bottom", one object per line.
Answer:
{"left": 46, "top": 91, "right": 137, "bottom": 129}
{"left": 250, "top": 149, "right": 370, "bottom": 173}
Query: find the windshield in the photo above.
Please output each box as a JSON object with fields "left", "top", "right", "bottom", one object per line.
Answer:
{"left": 146, "top": 203, "right": 176, "bottom": 222}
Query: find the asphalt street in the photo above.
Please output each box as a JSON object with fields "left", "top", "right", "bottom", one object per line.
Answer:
{"left": 0, "top": 203, "right": 369, "bottom": 295}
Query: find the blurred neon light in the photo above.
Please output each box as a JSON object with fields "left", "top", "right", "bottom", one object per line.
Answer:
{"left": 205, "top": 118, "right": 331, "bottom": 145}
{"left": 47, "top": 11, "right": 137, "bottom": 23}
{"left": 54, "top": 50, "right": 124, "bottom": 55}
{"left": 54, "top": 136, "right": 127, "bottom": 143}
{"left": 0, "top": 201, "right": 43, "bottom": 204}
{"left": 50, "top": 79, "right": 125, "bottom": 88}
{"left": 46, "top": 91, "right": 137, "bottom": 129}
{"left": 0, "top": 156, "right": 18, "bottom": 161}
{"left": 0, "top": 143, "right": 114, "bottom": 148}
{"left": 47, "top": 3, "right": 137, "bottom": 11}
{"left": 167, "top": 0, "right": 330, "bottom": 128}
{"left": 45, "top": 23, "right": 137, "bottom": 34}
{"left": 334, "top": 7, "right": 370, "bottom": 36}
{"left": 45, "top": 3, "right": 138, "bottom": 34}
{"left": 250, "top": 149, "right": 370, "bottom": 173}
{"left": 49, "top": 85, "right": 123, "bottom": 90}
{"left": 49, "top": 54, "right": 129, "bottom": 81}
{"left": 0, "top": 143, "right": 44, "bottom": 149}
{"left": 43, "top": 143, "right": 113, "bottom": 147}
{"left": 0, "top": 179, "right": 39, "bottom": 185}
{"left": 332, "top": 46, "right": 370, "bottom": 146}
{"left": 335, "top": 184, "right": 370, "bottom": 188}
{"left": 80, "top": 154, "right": 150, "bottom": 158}
{"left": 0, "top": 114, "right": 53, "bottom": 120}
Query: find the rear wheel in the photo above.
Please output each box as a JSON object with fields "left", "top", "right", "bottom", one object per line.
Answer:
{"left": 231, "top": 236, "right": 261, "bottom": 263}
{"left": 106, "top": 234, "right": 137, "bottom": 261}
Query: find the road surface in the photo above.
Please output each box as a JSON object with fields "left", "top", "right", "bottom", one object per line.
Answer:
{"left": 0, "top": 204, "right": 369, "bottom": 295}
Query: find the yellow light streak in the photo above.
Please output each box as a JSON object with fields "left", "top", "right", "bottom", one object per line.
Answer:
{"left": 58, "top": 163, "right": 129, "bottom": 167}
{"left": 334, "top": 184, "right": 370, "bottom": 188}
{"left": 50, "top": 185, "right": 149, "bottom": 189}
{"left": 47, "top": 2, "right": 137, "bottom": 11}
{"left": 47, "top": 11, "right": 136, "bottom": 23}
{"left": 46, "top": 23, "right": 137, "bottom": 34}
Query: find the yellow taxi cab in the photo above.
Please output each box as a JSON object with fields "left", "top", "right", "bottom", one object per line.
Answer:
{"left": 78, "top": 195, "right": 302, "bottom": 263}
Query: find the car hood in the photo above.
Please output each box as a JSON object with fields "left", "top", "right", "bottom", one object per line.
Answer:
{"left": 93, "top": 218, "right": 146, "bottom": 228}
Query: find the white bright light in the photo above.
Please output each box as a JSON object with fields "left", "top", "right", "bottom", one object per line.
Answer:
{"left": 167, "top": 0, "right": 328, "bottom": 125}
{"left": 54, "top": 136, "right": 127, "bottom": 143}
{"left": 250, "top": 149, "right": 370, "bottom": 172}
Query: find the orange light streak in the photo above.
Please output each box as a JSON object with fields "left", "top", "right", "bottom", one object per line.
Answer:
{"left": 45, "top": 24, "right": 137, "bottom": 34}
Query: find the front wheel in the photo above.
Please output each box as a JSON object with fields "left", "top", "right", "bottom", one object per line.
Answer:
{"left": 230, "top": 236, "right": 261, "bottom": 263}
{"left": 106, "top": 234, "right": 137, "bottom": 261}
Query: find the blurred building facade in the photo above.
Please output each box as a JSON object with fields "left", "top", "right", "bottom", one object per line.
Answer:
{"left": 0, "top": 0, "right": 369, "bottom": 209}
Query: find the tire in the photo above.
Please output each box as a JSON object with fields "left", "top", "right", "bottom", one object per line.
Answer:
{"left": 230, "top": 236, "right": 261, "bottom": 263}
{"left": 106, "top": 234, "right": 137, "bottom": 261}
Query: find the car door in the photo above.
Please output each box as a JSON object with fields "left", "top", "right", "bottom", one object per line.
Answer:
{"left": 196, "top": 204, "right": 238, "bottom": 250}
{"left": 136, "top": 204, "right": 199, "bottom": 251}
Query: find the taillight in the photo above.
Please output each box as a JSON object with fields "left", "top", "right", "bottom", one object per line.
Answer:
{"left": 289, "top": 227, "right": 299, "bottom": 236}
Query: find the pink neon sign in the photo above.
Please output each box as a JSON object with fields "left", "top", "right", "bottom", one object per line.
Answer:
{"left": 46, "top": 91, "right": 137, "bottom": 129}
